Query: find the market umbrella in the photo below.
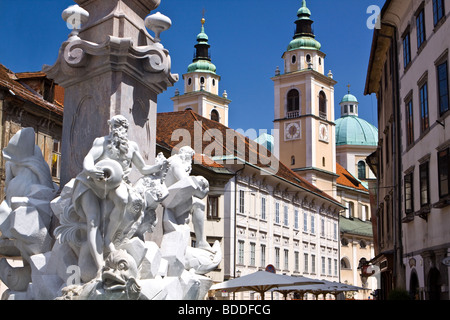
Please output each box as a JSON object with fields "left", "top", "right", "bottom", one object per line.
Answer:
{"left": 271, "top": 280, "right": 366, "bottom": 300}
{"left": 210, "top": 270, "right": 324, "bottom": 300}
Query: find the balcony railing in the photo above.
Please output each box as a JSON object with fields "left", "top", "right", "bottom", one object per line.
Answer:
{"left": 287, "top": 111, "right": 300, "bottom": 119}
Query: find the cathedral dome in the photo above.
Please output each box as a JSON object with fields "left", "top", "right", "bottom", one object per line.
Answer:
{"left": 335, "top": 116, "right": 378, "bottom": 146}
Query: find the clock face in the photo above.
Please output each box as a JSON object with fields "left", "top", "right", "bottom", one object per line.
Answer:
{"left": 285, "top": 122, "right": 301, "bottom": 140}
{"left": 319, "top": 123, "right": 329, "bottom": 142}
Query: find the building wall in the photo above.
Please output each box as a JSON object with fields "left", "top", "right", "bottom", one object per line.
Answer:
{"left": 217, "top": 166, "right": 341, "bottom": 300}
{"left": 395, "top": 0, "right": 450, "bottom": 300}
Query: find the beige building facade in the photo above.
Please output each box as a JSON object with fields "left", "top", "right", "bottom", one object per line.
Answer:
{"left": 366, "top": 0, "right": 450, "bottom": 300}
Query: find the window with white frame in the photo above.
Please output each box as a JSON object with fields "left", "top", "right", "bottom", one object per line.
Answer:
{"left": 261, "top": 197, "right": 266, "bottom": 220}
{"left": 275, "top": 248, "right": 280, "bottom": 269}
{"left": 304, "top": 253, "right": 309, "bottom": 273}
{"left": 260, "top": 245, "right": 266, "bottom": 267}
{"left": 303, "top": 212, "right": 308, "bottom": 232}
{"left": 238, "top": 241, "right": 245, "bottom": 265}
{"left": 275, "top": 202, "right": 280, "bottom": 224}
{"left": 294, "top": 209, "right": 299, "bottom": 230}
{"left": 284, "top": 205, "right": 289, "bottom": 226}
{"left": 311, "top": 215, "right": 315, "bottom": 234}
{"left": 239, "top": 190, "right": 245, "bottom": 214}
{"left": 250, "top": 243, "right": 256, "bottom": 266}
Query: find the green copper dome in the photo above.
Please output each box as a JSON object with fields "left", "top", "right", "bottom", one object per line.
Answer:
{"left": 187, "top": 60, "right": 217, "bottom": 73}
{"left": 335, "top": 116, "right": 378, "bottom": 146}
{"left": 288, "top": 37, "right": 321, "bottom": 51}
{"left": 341, "top": 93, "right": 358, "bottom": 103}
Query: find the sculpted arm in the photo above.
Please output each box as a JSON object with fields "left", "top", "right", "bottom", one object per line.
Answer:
{"left": 83, "top": 137, "right": 105, "bottom": 179}
{"left": 130, "top": 142, "right": 164, "bottom": 176}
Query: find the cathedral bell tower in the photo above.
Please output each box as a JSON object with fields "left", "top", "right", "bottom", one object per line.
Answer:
{"left": 172, "top": 18, "right": 231, "bottom": 126}
{"left": 272, "top": 0, "right": 337, "bottom": 197}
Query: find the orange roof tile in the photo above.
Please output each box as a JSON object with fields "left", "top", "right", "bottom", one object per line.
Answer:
{"left": 0, "top": 64, "right": 63, "bottom": 116}
{"left": 336, "top": 163, "right": 368, "bottom": 192}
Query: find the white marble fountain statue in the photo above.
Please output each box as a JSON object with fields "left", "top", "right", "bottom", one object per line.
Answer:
{"left": 0, "top": 1, "right": 221, "bottom": 300}
{"left": 0, "top": 117, "right": 221, "bottom": 300}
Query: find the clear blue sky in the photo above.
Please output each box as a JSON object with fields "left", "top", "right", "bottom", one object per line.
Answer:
{"left": 0, "top": 0, "right": 384, "bottom": 133}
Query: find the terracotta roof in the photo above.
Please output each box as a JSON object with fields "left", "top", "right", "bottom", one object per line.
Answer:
{"left": 0, "top": 64, "right": 63, "bottom": 116}
{"left": 336, "top": 162, "right": 368, "bottom": 192}
{"left": 157, "top": 110, "right": 342, "bottom": 207}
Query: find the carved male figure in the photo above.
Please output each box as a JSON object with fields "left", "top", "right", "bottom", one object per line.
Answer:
{"left": 70, "top": 115, "right": 164, "bottom": 281}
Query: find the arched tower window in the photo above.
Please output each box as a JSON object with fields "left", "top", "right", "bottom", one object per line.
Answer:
{"left": 319, "top": 91, "right": 327, "bottom": 119}
{"left": 287, "top": 89, "right": 300, "bottom": 118}
{"left": 211, "top": 109, "right": 220, "bottom": 122}
{"left": 358, "top": 161, "right": 367, "bottom": 180}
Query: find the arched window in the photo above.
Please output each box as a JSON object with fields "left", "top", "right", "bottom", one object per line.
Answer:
{"left": 358, "top": 161, "right": 367, "bottom": 180}
{"left": 319, "top": 91, "right": 327, "bottom": 119}
{"left": 340, "top": 257, "right": 351, "bottom": 269}
{"left": 211, "top": 109, "right": 220, "bottom": 122}
{"left": 287, "top": 89, "right": 300, "bottom": 117}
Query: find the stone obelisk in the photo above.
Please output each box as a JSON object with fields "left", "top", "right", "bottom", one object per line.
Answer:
{"left": 44, "top": 0, "right": 178, "bottom": 186}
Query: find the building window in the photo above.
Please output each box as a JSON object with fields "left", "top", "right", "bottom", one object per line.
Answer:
{"left": 295, "top": 252, "right": 299, "bottom": 272}
{"left": 341, "top": 258, "right": 351, "bottom": 270}
{"left": 303, "top": 211, "right": 308, "bottom": 232}
{"left": 311, "top": 255, "right": 316, "bottom": 274}
{"left": 321, "top": 218, "right": 325, "bottom": 237}
{"left": 328, "top": 258, "right": 332, "bottom": 276}
{"left": 239, "top": 190, "right": 245, "bottom": 213}
{"left": 261, "top": 197, "right": 266, "bottom": 220}
{"left": 238, "top": 241, "right": 245, "bottom": 265}
{"left": 321, "top": 257, "right": 326, "bottom": 275}
{"left": 211, "top": 109, "right": 220, "bottom": 122}
{"left": 319, "top": 91, "right": 327, "bottom": 120}
{"left": 333, "top": 223, "right": 338, "bottom": 240}
{"left": 284, "top": 205, "right": 289, "bottom": 226}
{"left": 403, "top": 30, "right": 411, "bottom": 69}
{"left": 287, "top": 89, "right": 300, "bottom": 114}
{"left": 275, "top": 202, "right": 280, "bottom": 224}
{"left": 433, "top": 0, "right": 445, "bottom": 26}
{"left": 437, "top": 61, "right": 449, "bottom": 116}
{"left": 207, "top": 195, "right": 219, "bottom": 219}
{"left": 275, "top": 248, "right": 280, "bottom": 269}
{"left": 420, "top": 161, "right": 430, "bottom": 207}
{"left": 304, "top": 253, "right": 309, "bottom": 273}
{"left": 419, "top": 82, "right": 429, "bottom": 132}
{"left": 250, "top": 243, "right": 256, "bottom": 266}
{"left": 334, "top": 259, "right": 338, "bottom": 277}
{"left": 291, "top": 55, "right": 297, "bottom": 64}
{"left": 51, "top": 139, "right": 61, "bottom": 179}
{"left": 294, "top": 209, "right": 299, "bottom": 230}
{"left": 406, "top": 99, "right": 414, "bottom": 146}
{"left": 261, "top": 245, "right": 266, "bottom": 267}
{"left": 416, "top": 9, "right": 426, "bottom": 49}
{"left": 438, "top": 148, "right": 450, "bottom": 198}
{"left": 348, "top": 202, "right": 355, "bottom": 219}
{"left": 284, "top": 249, "right": 289, "bottom": 270}
{"left": 404, "top": 172, "right": 414, "bottom": 214}
{"left": 358, "top": 161, "right": 367, "bottom": 180}
{"left": 291, "top": 156, "right": 295, "bottom": 166}
{"left": 311, "top": 215, "right": 315, "bottom": 234}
